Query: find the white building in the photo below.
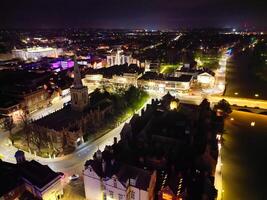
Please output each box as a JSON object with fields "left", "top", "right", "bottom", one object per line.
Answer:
{"left": 13, "top": 150, "right": 64, "bottom": 200}
{"left": 83, "top": 72, "right": 140, "bottom": 90}
{"left": 197, "top": 72, "right": 215, "bottom": 88}
{"left": 107, "top": 50, "right": 133, "bottom": 67}
{"left": 12, "top": 47, "right": 62, "bottom": 60}
{"left": 84, "top": 150, "right": 156, "bottom": 200}
{"left": 137, "top": 73, "right": 193, "bottom": 93}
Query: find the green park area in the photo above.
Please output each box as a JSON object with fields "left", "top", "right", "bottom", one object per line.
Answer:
{"left": 160, "top": 63, "right": 182, "bottom": 74}
{"left": 222, "top": 111, "right": 267, "bottom": 199}
{"left": 194, "top": 51, "right": 222, "bottom": 70}
{"left": 83, "top": 86, "right": 149, "bottom": 142}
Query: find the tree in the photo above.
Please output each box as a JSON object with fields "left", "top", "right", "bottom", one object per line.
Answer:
{"left": 3, "top": 117, "right": 15, "bottom": 135}
{"left": 214, "top": 99, "right": 232, "bottom": 117}
{"left": 19, "top": 110, "right": 31, "bottom": 149}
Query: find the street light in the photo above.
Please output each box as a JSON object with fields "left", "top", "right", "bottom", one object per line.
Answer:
{"left": 234, "top": 92, "right": 238, "bottom": 95}
{"left": 251, "top": 122, "right": 256, "bottom": 127}
{"left": 255, "top": 94, "right": 259, "bottom": 97}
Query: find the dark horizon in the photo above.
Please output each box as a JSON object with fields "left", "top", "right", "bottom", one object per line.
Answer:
{"left": 1, "top": 0, "right": 267, "bottom": 30}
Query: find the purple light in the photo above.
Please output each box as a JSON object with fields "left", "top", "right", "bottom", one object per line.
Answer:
{"left": 51, "top": 61, "right": 61, "bottom": 69}
{"left": 50, "top": 59, "right": 74, "bottom": 71}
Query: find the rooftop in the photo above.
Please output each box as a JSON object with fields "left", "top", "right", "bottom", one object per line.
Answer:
{"left": 19, "top": 160, "right": 61, "bottom": 189}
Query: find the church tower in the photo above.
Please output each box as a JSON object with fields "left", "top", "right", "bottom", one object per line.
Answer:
{"left": 70, "top": 57, "right": 89, "bottom": 111}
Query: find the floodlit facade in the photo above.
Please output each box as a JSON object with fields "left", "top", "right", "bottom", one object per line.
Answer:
{"left": 83, "top": 153, "right": 157, "bottom": 200}
{"left": 83, "top": 73, "right": 140, "bottom": 89}
{"left": 107, "top": 50, "right": 132, "bottom": 67}
{"left": 12, "top": 47, "right": 63, "bottom": 60}
{"left": 197, "top": 72, "right": 215, "bottom": 87}
{"left": 70, "top": 59, "right": 89, "bottom": 111}
{"left": 138, "top": 75, "right": 193, "bottom": 93}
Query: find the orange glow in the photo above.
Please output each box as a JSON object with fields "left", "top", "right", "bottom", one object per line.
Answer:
{"left": 162, "top": 193, "right": 173, "bottom": 200}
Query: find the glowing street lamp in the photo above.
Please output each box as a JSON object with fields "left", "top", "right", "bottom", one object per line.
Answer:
{"left": 255, "top": 94, "right": 259, "bottom": 97}
{"left": 234, "top": 92, "right": 239, "bottom": 95}
{"left": 250, "top": 122, "right": 256, "bottom": 127}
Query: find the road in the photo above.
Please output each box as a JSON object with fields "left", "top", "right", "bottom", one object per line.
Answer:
{"left": 30, "top": 95, "right": 71, "bottom": 121}
{"left": 0, "top": 98, "right": 153, "bottom": 182}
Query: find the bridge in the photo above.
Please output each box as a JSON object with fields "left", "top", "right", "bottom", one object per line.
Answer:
{"left": 171, "top": 93, "right": 267, "bottom": 114}
{"left": 210, "top": 96, "right": 267, "bottom": 114}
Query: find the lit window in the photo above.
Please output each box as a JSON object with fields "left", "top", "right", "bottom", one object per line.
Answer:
{"left": 109, "top": 191, "right": 114, "bottom": 198}
{"left": 103, "top": 193, "right": 107, "bottom": 200}
{"left": 131, "top": 191, "right": 135, "bottom": 199}
{"left": 114, "top": 178, "right": 117, "bottom": 188}
{"left": 119, "top": 194, "right": 123, "bottom": 200}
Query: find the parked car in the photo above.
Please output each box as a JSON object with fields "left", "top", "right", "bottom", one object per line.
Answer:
{"left": 69, "top": 174, "right": 79, "bottom": 181}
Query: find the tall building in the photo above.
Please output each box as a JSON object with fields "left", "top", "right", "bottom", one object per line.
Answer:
{"left": 107, "top": 49, "right": 132, "bottom": 67}
{"left": 70, "top": 59, "right": 89, "bottom": 111}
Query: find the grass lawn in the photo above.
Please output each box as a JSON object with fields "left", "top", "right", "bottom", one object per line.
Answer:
{"left": 160, "top": 64, "right": 181, "bottom": 74}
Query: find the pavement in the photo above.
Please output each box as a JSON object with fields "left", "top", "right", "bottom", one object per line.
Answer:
{"left": 0, "top": 97, "right": 153, "bottom": 182}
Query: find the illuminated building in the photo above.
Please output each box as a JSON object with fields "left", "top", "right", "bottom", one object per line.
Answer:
{"left": 50, "top": 59, "right": 74, "bottom": 71}
{"left": 0, "top": 88, "right": 50, "bottom": 123}
{"left": 107, "top": 49, "right": 133, "bottom": 67}
{"left": 137, "top": 72, "right": 193, "bottom": 93}
{"left": 70, "top": 58, "right": 89, "bottom": 111}
{"left": 83, "top": 149, "right": 157, "bottom": 200}
{"left": 197, "top": 72, "right": 215, "bottom": 88}
{"left": 0, "top": 151, "right": 63, "bottom": 200}
{"left": 12, "top": 47, "right": 63, "bottom": 61}
{"left": 83, "top": 72, "right": 140, "bottom": 90}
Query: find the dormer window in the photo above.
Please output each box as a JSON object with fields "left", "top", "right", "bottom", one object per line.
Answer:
{"left": 113, "top": 177, "right": 117, "bottom": 188}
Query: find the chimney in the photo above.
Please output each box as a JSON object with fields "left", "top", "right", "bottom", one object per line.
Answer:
{"left": 102, "top": 160, "right": 106, "bottom": 174}
{"left": 113, "top": 137, "right": 117, "bottom": 145}
{"left": 141, "top": 109, "right": 145, "bottom": 116}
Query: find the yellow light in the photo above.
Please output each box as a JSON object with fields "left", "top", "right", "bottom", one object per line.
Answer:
{"left": 255, "top": 94, "right": 259, "bottom": 97}
{"left": 148, "top": 81, "right": 155, "bottom": 86}
{"left": 196, "top": 58, "right": 203, "bottom": 66}
{"left": 234, "top": 92, "right": 238, "bottom": 95}
{"left": 162, "top": 193, "right": 173, "bottom": 200}
{"left": 250, "top": 122, "right": 255, "bottom": 127}
{"left": 230, "top": 117, "right": 234, "bottom": 121}
{"left": 170, "top": 101, "right": 178, "bottom": 110}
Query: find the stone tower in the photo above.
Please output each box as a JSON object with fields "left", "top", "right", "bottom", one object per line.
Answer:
{"left": 70, "top": 58, "right": 89, "bottom": 111}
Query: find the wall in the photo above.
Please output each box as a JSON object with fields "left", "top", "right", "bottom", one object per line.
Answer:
{"left": 84, "top": 167, "right": 103, "bottom": 200}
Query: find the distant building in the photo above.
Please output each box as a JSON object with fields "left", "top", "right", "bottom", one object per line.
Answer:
{"left": 0, "top": 88, "right": 50, "bottom": 123}
{"left": 12, "top": 47, "right": 62, "bottom": 61}
{"left": 107, "top": 49, "right": 133, "bottom": 67}
{"left": 50, "top": 59, "right": 74, "bottom": 71}
{"left": 83, "top": 64, "right": 144, "bottom": 90}
{"left": 137, "top": 72, "right": 193, "bottom": 93}
{"left": 0, "top": 150, "right": 63, "bottom": 200}
{"left": 197, "top": 72, "right": 215, "bottom": 88}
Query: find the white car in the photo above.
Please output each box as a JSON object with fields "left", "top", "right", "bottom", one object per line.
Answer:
{"left": 69, "top": 174, "right": 79, "bottom": 181}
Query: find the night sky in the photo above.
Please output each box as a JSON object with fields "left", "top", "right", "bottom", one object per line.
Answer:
{"left": 1, "top": 0, "right": 267, "bottom": 29}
